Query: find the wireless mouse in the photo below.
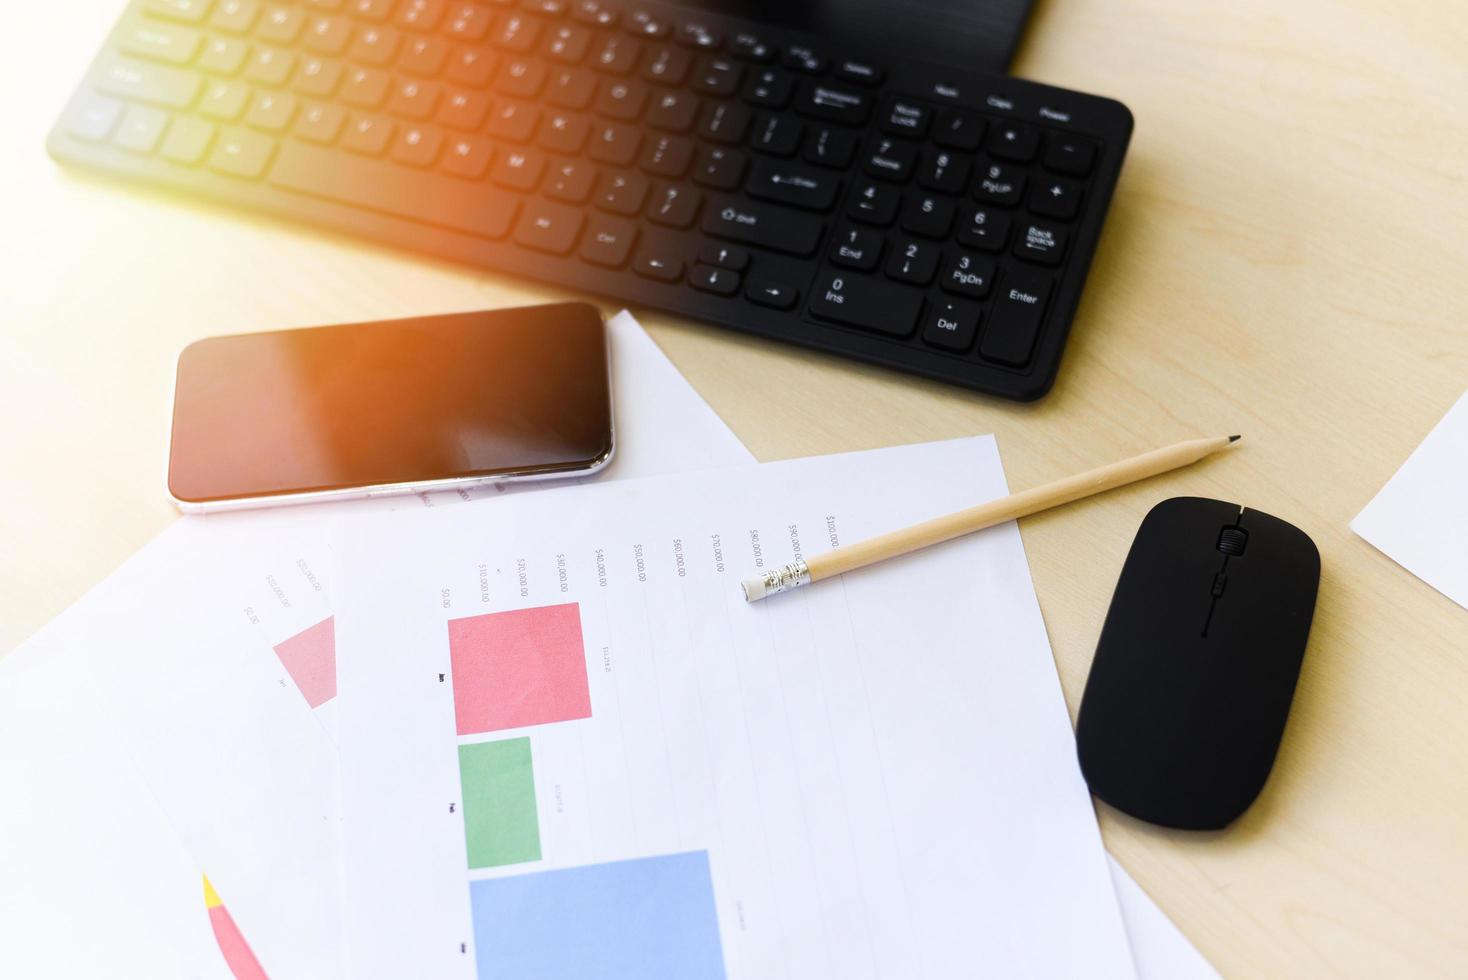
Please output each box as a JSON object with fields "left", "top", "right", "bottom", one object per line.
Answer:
{"left": 1075, "top": 497, "right": 1320, "bottom": 830}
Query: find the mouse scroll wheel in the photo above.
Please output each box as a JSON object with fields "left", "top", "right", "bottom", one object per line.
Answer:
{"left": 1217, "top": 527, "right": 1248, "bottom": 556}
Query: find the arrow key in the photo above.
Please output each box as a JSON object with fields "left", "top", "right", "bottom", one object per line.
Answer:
{"left": 1028, "top": 177, "right": 1083, "bottom": 220}
{"left": 746, "top": 279, "right": 798, "bottom": 310}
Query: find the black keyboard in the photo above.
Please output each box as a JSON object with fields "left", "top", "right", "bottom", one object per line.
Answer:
{"left": 49, "top": 0, "right": 1132, "bottom": 400}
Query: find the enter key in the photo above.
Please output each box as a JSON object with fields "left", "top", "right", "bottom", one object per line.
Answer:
{"left": 979, "top": 270, "right": 1052, "bottom": 367}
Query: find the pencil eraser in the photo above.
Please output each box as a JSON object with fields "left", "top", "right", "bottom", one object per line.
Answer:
{"left": 741, "top": 576, "right": 767, "bottom": 602}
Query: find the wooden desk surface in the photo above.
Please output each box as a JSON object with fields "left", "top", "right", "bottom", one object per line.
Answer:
{"left": 3, "top": 0, "right": 1466, "bottom": 975}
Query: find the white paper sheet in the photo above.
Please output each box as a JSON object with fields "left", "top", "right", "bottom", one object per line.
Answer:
{"left": 29, "top": 312, "right": 750, "bottom": 979}
{"left": 5, "top": 309, "right": 1211, "bottom": 978}
{"left": 331, "top": 437, "right": 1138, "bottom": 979}
{"left": 1109, "top": 856, "right": 1221, "bottom": 980}
{"left": 0, "top": 635, "right": 227, "bottom": 980}
{"left": 1352, "top": 390, "right": 1468, "bottom": 610}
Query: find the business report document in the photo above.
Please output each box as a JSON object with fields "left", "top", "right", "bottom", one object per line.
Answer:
{"left": 331, "top": 436, "right": 1137, "bottom": 979}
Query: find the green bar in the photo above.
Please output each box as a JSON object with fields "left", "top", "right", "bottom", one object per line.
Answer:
{"left": 459, "top": 738, "right": 541, "bottom": 869}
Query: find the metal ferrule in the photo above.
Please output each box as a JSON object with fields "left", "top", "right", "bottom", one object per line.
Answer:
{"left": 760, "top": 558, "right": 811, "bottom": 597}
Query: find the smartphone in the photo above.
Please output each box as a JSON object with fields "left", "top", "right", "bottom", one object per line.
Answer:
{"left": 168, "top": 303, "right": 613, "bottom": 512}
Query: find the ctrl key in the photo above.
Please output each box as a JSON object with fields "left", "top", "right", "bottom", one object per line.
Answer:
{"left": 979, "top": 272, "right": 1051, "bottom": 367}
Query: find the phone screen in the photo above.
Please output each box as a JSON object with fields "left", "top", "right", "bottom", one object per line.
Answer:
{"left": 168, "top": 304, "right": 612, "bottom": 505}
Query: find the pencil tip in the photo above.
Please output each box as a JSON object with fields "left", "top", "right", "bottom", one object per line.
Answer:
{"left": 1228, "top": 434, "right": 1242, "bottom": 443}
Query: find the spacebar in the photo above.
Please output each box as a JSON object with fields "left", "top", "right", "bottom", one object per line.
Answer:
{"left": 267, "top": 142, "right": 518, "bottom": 240}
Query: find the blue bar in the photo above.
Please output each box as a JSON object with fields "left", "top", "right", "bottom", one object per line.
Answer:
{"left": 469, "top": 851, "right": 727, "bottom": 980}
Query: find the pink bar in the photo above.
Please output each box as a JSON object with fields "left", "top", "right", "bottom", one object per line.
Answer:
{"left": 272, "top": 617, "right": 336, "bottom": 708}
{"left": 208, "top": 904, "right": 269, "bottom": 980}
{"left": 448, "top": 603, "right": 591, "bottom": 735}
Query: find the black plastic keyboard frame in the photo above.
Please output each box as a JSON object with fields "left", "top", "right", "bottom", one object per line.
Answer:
{"left": 48, "top": 0, "right": 1133, "bottom": 401}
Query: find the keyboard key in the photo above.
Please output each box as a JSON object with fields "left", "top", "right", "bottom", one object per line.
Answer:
{"left": 691, "top": 145, "right": 744, "bottom": 190}
{"left": 256, "top": 5, "right": 306, "bottom": 44}
{"left": 579, "top": 214, "right": 638, "bottom": 267}
{"left": 1028, "top": 177, "right": 1082, "bottom": 220}
{"left": 245, "top": 90, "right": 297, "bottom": 131}
{"left": 1043, "top": 133, "right": 1097, "bottom": 176}
{"left": 689, "top": 264, "right": 740, "bottom": 295}
{"left": 808, "top": 271, "right": 921, "bottom": 337}
{"left": 750, "top": 114, "right": 801, "bottom": 156}
{"left": 980, "top": 270, "right": 1050, "bottom": 366}
{"left": 543, "top": 24, "right": 592, "bottom": 64}
{"left": 400, "top": 36, "right": 452, "bottom": 77}
{"left": 208, "top": 126, "right": 276, "bottom": 177}
{"left": 863, "top": 137, "right": 915, "bottom": 182}
{"left": 66, "top": 95, "right": 123, "bottom": 141}
{"left": 593, "top": 78, "right": 645, "bottom": 119}
{"left": 647, "top": 183, "right": 701, "bottom": 227}
{"left": 96, "top": 56, "right": 202, "bottom": 108}
{"left": 743, "top": 68, "right": 793, "bottom": 109}
{"left": 387, "top": 78, "right": 441, "bottom": 119}
{"left": 941, "top": 251, "right": 995, "bottom": 298}
{"left": 633, "top": 248, "right": 682, "bottom": 281}
{"left": 781, "top": 44, "right": 824, "bottom": 74}
{"left": 196, "top": 79, "right": 247, "bottom": 120}
{"left": 746, "top": 157, "right": 838, "bottom": 212}
{"left": 676, "top": 20, "right": 722, "bottom": 51}
{"left": 490, "top": 11, "right": 540, "bottom": 51}
{"left": 489, "top": 101, "right": 540, "bottom": 142}
{"left": 269, "top": 138, "right": 520, "bottom": 237}
{"left": 690, "top": 56, "right": 741, "bottom": 97}
{"left": 545, "top": 66, "right": 595, "bottom": 107}
{"left": 835, "top": 60, "right": 882, "bottom": 86}
{"left": 698, "top": 101, "right": 750, "bottom": 144}
{"left": 803, "top": 126, "right": 857, "bottom": 169}
{"left": 303, "top": 15, "right": 352, "bottom": 55}
{"left": 199, "top": 36, "right": 250, "bottom": 74}
{"left": 572, "top": 0, "right": 618, "bottom": 27}
{"left": 921, "top": 298, "right": 980, "bottom": 352}
{"left": 626, "top": 10, "right": 671, "bottom": 39}
{"left": 701, "top": 197, "right": 822, "bottom": 256}
{"left": 987, "top": 122, "right": 1038, "bottom": 162}
{"left": 440, "top": 88, "right": 492, "bottom": 130}
{"left": 973, "top": 160, "right": 1024, "bottom": 205}
{"left": 349, "top": 25, "right": 400, "bottom": 65}
{"left": 646, "top": 90, "right": 698, "bottom": 132}
{"left": 445, "top": 4, "right": 494, "bottom": 42}
{"left": 916, "top": 149, "right": 970, "bottom": 195}
{"left": 1014, "top": 222, "right": 1066, "bottom": 265}
{"left": 440, "top": 133, "right": 493, "bottom": 177}
{"left": 544, "top": 158, "right": 595, "bottom": 202}
{"left": 350, "top": 0, "right": 395, "bottom": 21}
{"left": 497, "top": 57, "right": 548, "bottom": 98}
{"left": 641, "top": 135, "right": 693, "bottom": 177}
{"left": 210, "top": 0, "right": 260, "bottom": 33}
{"left": 293, "top": 101, "right": 346, "bottom": 142}
{"left": 159, "top": 116, "right": 216, "bottom": 163}
{"left": 746, "top": 279, "right": 797, "bottom": 309}
{"left": 847, "top": 178, "right": 900, "bottom": 226}
{"left": 340, "top": 66, "right": 390, "bottom": 107}
{"left": 885, "top": 239, "right": 940, "bottom": 285}
{"left": 794, "top": 83, "right": 868, "bottom": 126}
{"left": 114, "top": 104, "right": 170, "bottom": 152}
{"left": 390, "top": 123, "right": 443, "bottom": 166}
{"left": 699, "top": 242, "right": 748, "bottom": 270}
{"left": 292, "top": 56, "right": 343, "bottom": 96}
{"left": 341, "top": 112, "right": 394, "bottom": 154}
{"left": 642, "top": 46, "right": 691, "bottom": 86}
{"left": 933, "top": 108, "right": 983, "bottom": 151}
{"left": 144, "top": 0, "right": 211, "bottom": 22}
{"left": 489, "top": 146, "right": 542, "bottom": 189}
{"left": 880, "top": 98, "right": 929, "bottom": 138}
{"left": 536, "top": 109, "right": 588, "bottom": 151}
{"left": 592, "top": 34, "right": 639, "bottom": 74}
{"left": 595, "top": 170, "right": 648, "bottom": 214}
{"left": 728, "top": 31, "right": 773, "bottom": 62}
{"left": 900, "top": 194, "right": 954, "bottom": 238}
{"left": 588, "top": 120, "right": 639, "bottom": 163}
{"left": 829, "top": 225, "right": 883, "bottom": 271}
{"left": 957, "top": 205, "right": 1009, "bottom": 251}
{"left": 120, "top": 21, "right": 204, "bottom": 65}
{"left": 397, "top": 0, "right": 445, "bottom": 31}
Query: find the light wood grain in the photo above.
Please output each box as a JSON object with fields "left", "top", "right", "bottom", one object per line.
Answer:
{"left": 3, "top": 0, "right": 1466, "bottom": 976}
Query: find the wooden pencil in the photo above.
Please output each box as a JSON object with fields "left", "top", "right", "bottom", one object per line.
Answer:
{"left": 741, "top": 435, "right": 1241, "bottom": 602}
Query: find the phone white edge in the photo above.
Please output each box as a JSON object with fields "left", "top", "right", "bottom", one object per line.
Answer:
{"left": 164, "top": 310, "right": 617, "bottom": 515}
